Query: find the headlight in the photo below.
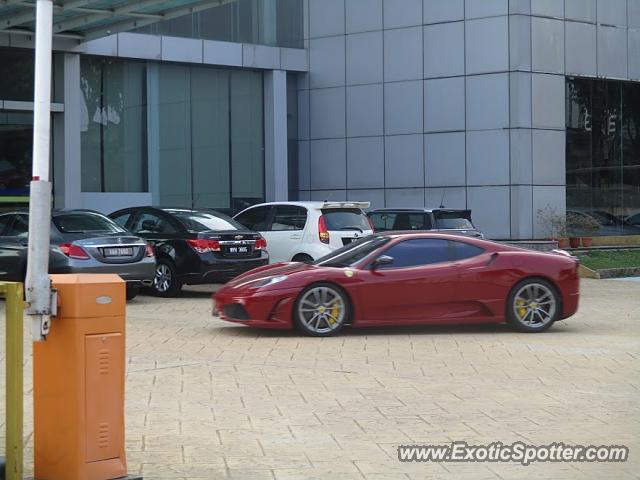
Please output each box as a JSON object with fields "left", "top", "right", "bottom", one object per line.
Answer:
{"left": 248, "top": 275, "right": 289, "bottom": 289}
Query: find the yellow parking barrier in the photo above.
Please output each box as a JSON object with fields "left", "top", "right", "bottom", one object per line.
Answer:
{"left": 1, "top": 282, "right": 24, "bottom": 480}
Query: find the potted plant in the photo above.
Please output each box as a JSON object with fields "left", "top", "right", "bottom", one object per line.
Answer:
{"left": 536, "top": 205, "right": 568, "bottom": 247}
{"left": 579, "top": 218, "right": 600, "bottom": 247}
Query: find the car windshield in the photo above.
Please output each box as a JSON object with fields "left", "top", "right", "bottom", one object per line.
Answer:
{"left": 369, "top": 212, "right": 430, "bottom": 231}
{"left": 321, "top": 208, "right": 371, "bottom": 232}
{"left": 435, "top": 212, "right": 474, "bottom": 229}
{"left": 53, "top": 212, "right": 125, "bottom": 234}
{"left": 314, "top": 235, "right": 390, "bottom": 267}
{"left": 588, "top": 211, "right": 624, "bottom": 226}
{"left": 168, "top": 210, "right": 244, "bottom": 232}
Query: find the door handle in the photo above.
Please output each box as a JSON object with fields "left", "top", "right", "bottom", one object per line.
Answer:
{"left": 290, "top": 234, "right": 302, "bottom": 240}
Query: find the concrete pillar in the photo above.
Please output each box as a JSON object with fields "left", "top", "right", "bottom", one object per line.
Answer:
{"left": 264, "top": 69, "right": 288, "bottom": 202}
{"left": 62, "top": 53, "right": 81, "bottom": 209}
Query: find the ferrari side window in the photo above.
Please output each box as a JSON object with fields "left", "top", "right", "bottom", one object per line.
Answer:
{"left": 450, "top": 241, "right": 484, "bottom": 260}
{"left": 0, "top": 214, "right": 13, "bottom": 235}
{"left": 6, "top": 214, "right": 29, "bottom": 237}
{"left": 377, "top": 239, "right": 450, "bottom": 269}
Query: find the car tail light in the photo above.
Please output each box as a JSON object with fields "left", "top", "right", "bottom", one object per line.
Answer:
{"left": 255, "top": 237, "right": 267, "bottom": 250}
{"left": 59, "top": 243, "right": 89, "bottom": 260}
{"left": 318, "top": 215, "right": 330, "bottom": 244}
{"left": 145, "top": 243, "right": 155, "bottom": 257}
{"left": 187, "top": 238, "right": 221, "bottom": 253}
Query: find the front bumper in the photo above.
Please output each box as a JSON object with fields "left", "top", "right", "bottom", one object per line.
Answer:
{"left": 562, "top": 291, "right": 580, "bottom": 319}
{"left": 213, "top": 286, "right": 300, "bottom": 329}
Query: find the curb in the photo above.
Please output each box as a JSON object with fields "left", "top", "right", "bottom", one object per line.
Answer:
{"left": 578, "top": 264, "right": 600, "bottom": 279}
{"left": 596, "top": 267, "right": 640, "bottom": 279}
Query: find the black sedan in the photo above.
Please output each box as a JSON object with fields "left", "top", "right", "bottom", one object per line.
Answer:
{"left": 109, "top": 207, "right": 269, "bottom": 297}
{"left": 0, "top": 209, "right": 155, "bottom": 299}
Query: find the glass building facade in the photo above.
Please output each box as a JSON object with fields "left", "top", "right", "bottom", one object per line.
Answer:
{"left": 134, "top": 0, "right": 303, "bottom": 48}
{"left": 0, "top": 48, "right": 60, "bottom": 205}
{"left": 80, "top": 57, "right": 264, "bottom": 212}
{"left": 566, "top": 78, "right": 640, "bottom": 235}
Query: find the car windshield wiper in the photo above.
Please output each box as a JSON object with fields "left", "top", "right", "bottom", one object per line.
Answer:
{"left": 339, "top": 226, "right": 363, "bottom": 232}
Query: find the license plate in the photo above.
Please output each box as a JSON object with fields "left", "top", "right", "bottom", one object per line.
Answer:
{"left": 227, "top": 246, "right": 249, "bottom": 254}
{"left": 103, "top": 247, "right": 133, "bottom": 257}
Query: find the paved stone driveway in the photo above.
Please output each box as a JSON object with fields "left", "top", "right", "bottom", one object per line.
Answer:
{"left": 1, "top": 278, "right": 639, "bottom": 479}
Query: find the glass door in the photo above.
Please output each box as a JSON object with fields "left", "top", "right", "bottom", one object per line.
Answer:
{"left": 0, "top": 112, "right": 33, "bottom": 208}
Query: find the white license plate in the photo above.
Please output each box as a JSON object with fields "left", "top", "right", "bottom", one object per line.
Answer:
{"left": 103, "top": 247, "right": 133, "bottom": 257}
{"left": 228, "top": 246, "right": 249, "bottom": 254}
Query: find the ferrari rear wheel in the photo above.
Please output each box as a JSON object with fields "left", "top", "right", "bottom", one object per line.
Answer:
{"left": 294, "top": 283, "right": 350, "bottom": 336}
{"left": 507, "top": 278, "right": 560, "bottom": 332}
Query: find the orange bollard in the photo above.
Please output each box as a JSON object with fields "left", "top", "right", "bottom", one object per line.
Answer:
{"left": 34, "top": 274, "right": 131, "bottom": 480}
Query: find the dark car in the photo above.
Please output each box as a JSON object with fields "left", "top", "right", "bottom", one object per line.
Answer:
{"left": 0, "top": 209, "right": 155, "bottom": 299}
{"left": 109, "top": 207, "right": 269, "bottom": 297}
{"left": 626, "top": 212, "right": 640, "bottom": 226}
{"left": 367, "top": 208, "right": 484, "bottom": 238}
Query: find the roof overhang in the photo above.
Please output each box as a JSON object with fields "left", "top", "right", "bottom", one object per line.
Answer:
{"left": 0, "top": 0, "right": 230, "bottom": 41}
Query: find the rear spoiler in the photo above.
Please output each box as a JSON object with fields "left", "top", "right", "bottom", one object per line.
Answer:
{"left": 322, "top": 201, "right": 370, "bottom": 209}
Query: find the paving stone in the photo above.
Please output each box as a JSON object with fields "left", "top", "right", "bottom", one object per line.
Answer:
{"left": 1, "top": 279, "right": 638, "bottom": 479}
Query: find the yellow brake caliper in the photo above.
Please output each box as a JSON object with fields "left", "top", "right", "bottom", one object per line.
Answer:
{"left": 515, "top": 298, "right": 527, "bottom": 319}
{"left": 328, "top": 301, "right": 341, "bottom": 325}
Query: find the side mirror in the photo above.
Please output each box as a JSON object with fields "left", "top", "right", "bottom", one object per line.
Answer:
{"left": 371, "top": 255, "right": 393, "bottom": 269}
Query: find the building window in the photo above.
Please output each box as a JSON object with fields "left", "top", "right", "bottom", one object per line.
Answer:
{"left": 80, "top": 57, "right": 264, "bottom": 210}
{"left": 0, "top": 47, "right": 60, "bottom": 102}
{"left": 566, "top": 77, "right": 640, "bottom": 235}
{"left": 0, "top": 112, "right": 33, "bottom": 204}
{"left": 133, "top": 0, "right": 303, "bottom": 49}
{"left": 80, "top": 57, "right": 148, "bottom": 193}
{"left": 148, "top": 63, "right": 264, "bottom": 212}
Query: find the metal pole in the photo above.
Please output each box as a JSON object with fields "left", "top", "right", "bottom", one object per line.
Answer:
{"left": 2, "top": 282, "right": 25, "bottom": 480}
{"left": 25, "top": 0, "right": 54, "bottom": 342}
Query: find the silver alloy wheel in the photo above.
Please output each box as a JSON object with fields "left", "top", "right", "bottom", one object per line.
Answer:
{"left": 512, "top": 282, "right": 557, "bottom": 328}
{"left": 154, "top": 263, "right": 172, "bottom": 293}
{"left": 297, "top": 286, "right": 346, "bottom": 334}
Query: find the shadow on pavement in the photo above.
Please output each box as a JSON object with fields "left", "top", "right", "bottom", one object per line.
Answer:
{"left": 216, "top": 320, "right": 580, "bottom": 338}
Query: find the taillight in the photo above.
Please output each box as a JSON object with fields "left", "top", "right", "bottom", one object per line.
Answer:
{"left": 187, "top": 238, "right": 221, "bottom": 253}
{"left": 59, "top": 243, "right": 89, "bottom": 260}
{"left": 145, "top": 243, "right": 155, "bottom": 257}
{"left": 255, "top": 237, "right": 267, "bottom": 250}
{"left": 318, "top": 215, "right": 330, "bottom": 244}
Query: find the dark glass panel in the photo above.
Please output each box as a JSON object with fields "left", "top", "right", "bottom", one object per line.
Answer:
{"left": 566, "top": 77, "right": 640, "bottom": 236}
{"left": 0, "top": 113, "right": 32, "bottom": 200}
{"left": 566, "top": 78, "right": 592, "bottom": 217}
{"left": 622, "top": 83, "right": 640, "bottom": 222}
{"left": 132, "top": 0, "right": 303, "bottom": 48}
{"left": 80, "top": 57, "right": 148, "bottom": 193}
{"left": 0, "top": 48, "right": 34, "bottom": 102}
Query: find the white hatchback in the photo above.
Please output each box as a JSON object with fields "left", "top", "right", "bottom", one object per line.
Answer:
{"left": 233, "top": 201, "right": 373, "bottom": 263}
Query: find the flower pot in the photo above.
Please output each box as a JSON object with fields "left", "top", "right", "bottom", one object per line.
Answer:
{"left": 581, "top": 237, "right": 593, "bottom": 248}
{"left": 558, "top": 238, "right": 570, "bottom": 248}
{"left": 569, "top": 237, "right": 580, "bottom": 248}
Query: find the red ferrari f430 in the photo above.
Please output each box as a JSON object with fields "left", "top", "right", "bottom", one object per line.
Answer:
{"left": 213, "top": 233, "right": 580, "bottom": 336}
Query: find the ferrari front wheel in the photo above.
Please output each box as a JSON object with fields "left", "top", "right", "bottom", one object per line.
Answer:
{"left": 294, "top": 283, "right": 350, "bottom": 336}
{"left": 507, "top": 278, "right": 560, "bottom": 332}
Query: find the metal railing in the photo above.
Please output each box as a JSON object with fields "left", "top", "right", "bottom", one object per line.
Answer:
{"left": 1, "top": 282, "right": 24, "bottom": 480}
